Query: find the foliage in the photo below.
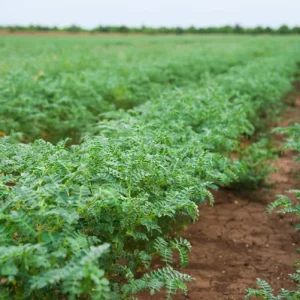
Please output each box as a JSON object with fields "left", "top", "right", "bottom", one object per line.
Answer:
{"left": 0, "top": 36, "right": 300, "bottom": 298}
{"left": 273, "top": 124, "right": 300, "bottom": 154}
{"left": 0, "top": 36, "right": 299, "bottom": 142}
{"left": 245, "top": 278, "right": 300, "bottom": 300}
{"left": 233, "top": 138, "right": 278, "bottom": 189}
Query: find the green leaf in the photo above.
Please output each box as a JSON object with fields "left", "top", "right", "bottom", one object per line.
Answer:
{"left": 1, "top": 261, "right": 19, "bottom": 276}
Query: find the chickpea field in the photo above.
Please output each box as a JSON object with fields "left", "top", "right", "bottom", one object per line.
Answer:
{"left": 0, "top": 35, "right": 300, "bottom": 299}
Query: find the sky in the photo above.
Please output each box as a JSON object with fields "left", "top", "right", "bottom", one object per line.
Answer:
{"left": 1, "top": 0, "right": 299, "bottom": 28}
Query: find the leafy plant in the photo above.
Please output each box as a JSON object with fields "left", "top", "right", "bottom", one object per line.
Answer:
{"left": 246, "top": 278, "right": 300, "bottom": 300}
{"left": 273, "top": 124, "right": 300, "bottom": 154}
{"left": 1, "top": 35, "right": 280, "bottom": 143}
{"left": 1, "top": 37, "right": 300, "bottom": 298}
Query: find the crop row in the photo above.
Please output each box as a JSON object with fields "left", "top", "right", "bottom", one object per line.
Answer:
{"left": 1, "top": 36, "right": 299, "bottom": 142}
{"left": 1, "top": 45, "right": 300, "bottom": 298}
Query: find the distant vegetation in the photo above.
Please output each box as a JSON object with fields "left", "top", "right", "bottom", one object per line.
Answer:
{"left": 0, "top": 24, "right": 299, "bottom": 34}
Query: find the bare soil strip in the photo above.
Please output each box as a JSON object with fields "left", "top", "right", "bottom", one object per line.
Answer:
{"left": 140, "top": 96, "right": 300, "bottom": 300}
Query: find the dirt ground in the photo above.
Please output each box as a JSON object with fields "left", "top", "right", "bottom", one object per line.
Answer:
{"left": 139, "top": 97, "right": 300, "bottom": 300}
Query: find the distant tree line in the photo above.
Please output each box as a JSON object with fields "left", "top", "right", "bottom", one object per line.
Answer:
{"left": 0, "top": 24, "right": 299, "bottom": 35}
